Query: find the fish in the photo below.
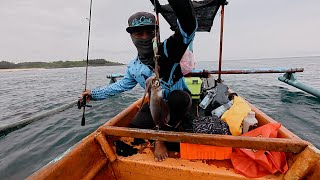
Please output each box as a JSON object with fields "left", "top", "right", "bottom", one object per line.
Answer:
{"left": 147, "top": 76, "right": 170, "bottom": 129}
{"left": 139, "top": 41, "right": 170, "bottom": 129}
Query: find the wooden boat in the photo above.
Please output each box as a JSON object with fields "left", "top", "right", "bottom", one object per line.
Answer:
{"left": 27, "top": 94, "right": 320, "bottom": 179}
{"left": 28, "top": 1, "right": 320, "bottom": 179}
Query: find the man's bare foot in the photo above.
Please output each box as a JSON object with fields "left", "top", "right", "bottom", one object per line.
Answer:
{"left": 154, "top": 140, "right": 168, "bottom": 162}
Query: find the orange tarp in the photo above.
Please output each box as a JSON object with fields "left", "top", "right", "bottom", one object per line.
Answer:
{"left": 231, "top": 123, "right": 288, "bottom": 178}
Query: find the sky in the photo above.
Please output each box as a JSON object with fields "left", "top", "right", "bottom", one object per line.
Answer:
{"left": 1, "top": 0, "right": 320, "bottom": 63}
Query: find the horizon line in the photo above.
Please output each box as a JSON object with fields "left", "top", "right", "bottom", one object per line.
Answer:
{"left": 2, "top": 54, "right": 319, "bottom": 63}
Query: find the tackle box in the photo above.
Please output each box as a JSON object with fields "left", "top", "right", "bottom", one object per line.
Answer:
{"left": 184, "top": 77, "right": 202, "bottom": 99}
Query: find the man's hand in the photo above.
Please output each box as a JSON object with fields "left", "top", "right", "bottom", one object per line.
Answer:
{"left": 81, "top": 90, "right": 92, "bottom": 102}
{"left": 78, "top": 90, "right": 92, "bottom": 109}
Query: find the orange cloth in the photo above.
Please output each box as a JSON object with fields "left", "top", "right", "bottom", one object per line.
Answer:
{"left": 231, "top": 123, "right": 288, "bottom": 178}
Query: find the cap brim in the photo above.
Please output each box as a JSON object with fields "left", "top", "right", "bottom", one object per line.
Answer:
{"left": 126, "top": 24, "right": 159, "bottom": 33}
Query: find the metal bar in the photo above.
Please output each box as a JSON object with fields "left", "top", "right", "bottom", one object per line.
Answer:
{"left": 99, "top": 126, "right": 309, "bottom": 153}
{"left": 107, "top": 69, "right": 304, "bottom": 80}
{"left": 213, "top": 68, "right": 305, "bottom": 74}
{"left": 217, "top": 5, "right": 225, "bottom": 82}
{"left": 187, "top": 68, "right": 304, "bottom": 77}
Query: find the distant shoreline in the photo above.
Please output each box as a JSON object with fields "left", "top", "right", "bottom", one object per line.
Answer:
{"left": 0, "top": 65, "right": 127, "bottom": 73}
{"left": 0, "top": 68, "right": 46, "bottom": 73}
{"left": 0, "top": 59, "right": 125, "bottom": 70}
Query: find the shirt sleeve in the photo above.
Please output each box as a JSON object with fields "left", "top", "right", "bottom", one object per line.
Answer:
{"left": 91, "top": 67, "right": 138, "bottom": 100}
{"left": 162, "top": 0, "right": 198, "bottom": 63}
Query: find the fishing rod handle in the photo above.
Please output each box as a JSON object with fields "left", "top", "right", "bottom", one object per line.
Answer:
{"left": 81, "top": 107, "right": 86, "bottom": 126}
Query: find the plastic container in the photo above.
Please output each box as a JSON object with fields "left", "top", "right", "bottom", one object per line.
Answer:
{"left": 180, "top": 143, "right": 232, "bottom": 160}
{"left": 184, "top": 77, "right": 202, "bottom": 99}
{"left": 211, "top": 100, "right": 233, "bottom": 118}
{"left": 243, "top": 111, "right": 258, "bottom": 133}
{"left": 199, "top": 92, "right": 214, "bottom": 109}
{"left": 203, "top": 76, "right": 216, "bottom": 90}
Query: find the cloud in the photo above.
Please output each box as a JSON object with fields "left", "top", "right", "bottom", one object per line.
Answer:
{"left": 0, "top": 0, "right": 319, "bottom": 63}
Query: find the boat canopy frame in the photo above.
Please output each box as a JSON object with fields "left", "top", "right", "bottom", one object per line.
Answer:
{"left": 150, "top": 0, "right": 228, "bottom": 32}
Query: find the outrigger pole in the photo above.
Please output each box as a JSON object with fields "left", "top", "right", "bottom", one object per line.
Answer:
{"left": 188, "top": 68, "right": 304, "bottom": 76}
{"left": 106, "top": 68, "right": 305, "bottom": 80}
{"left": 279, "top": 72, "right": 320, "bottom": 98}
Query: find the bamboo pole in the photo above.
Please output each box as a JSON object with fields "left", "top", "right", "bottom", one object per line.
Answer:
{"left": 99, "top": 126, "right": 309, "bottom": 153}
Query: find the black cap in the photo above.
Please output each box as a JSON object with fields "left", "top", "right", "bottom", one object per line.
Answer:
{"left": 126, "top": 12, "right": 159, "bottom": 33}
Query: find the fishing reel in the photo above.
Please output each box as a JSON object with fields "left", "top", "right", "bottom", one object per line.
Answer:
{"left": 77, "top": 95, "right": 92, "bottom": 110}
{"left": 78, "top": 95, "right": 92, "bottom": 126}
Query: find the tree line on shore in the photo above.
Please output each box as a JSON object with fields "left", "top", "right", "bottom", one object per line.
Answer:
{"left": 0, "top": 59, "right": 124, "bottom": 69}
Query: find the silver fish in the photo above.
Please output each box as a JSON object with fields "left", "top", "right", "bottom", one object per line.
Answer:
{"left": 141, "top": 76, "right": 170, "bottom": 129}
{"left": 150, "top": 77, "right": 170, "bottom": 129}
{"left": 139, "top": 37, "right": 170, "bottom": 129}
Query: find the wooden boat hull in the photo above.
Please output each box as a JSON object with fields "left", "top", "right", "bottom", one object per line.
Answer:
{"left": 28, "top": 97, "right": 320, "bottom": 180}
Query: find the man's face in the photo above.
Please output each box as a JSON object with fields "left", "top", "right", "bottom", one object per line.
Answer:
{"left": 131, "top": 29, "right": 155, "bottom": 40}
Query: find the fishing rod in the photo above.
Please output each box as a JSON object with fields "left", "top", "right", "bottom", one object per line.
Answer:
{"left": 78, "top": 0, "right": 93, "bottom": 126}
{"left": 217, "top": 4, "right": 225, "bottom": 83}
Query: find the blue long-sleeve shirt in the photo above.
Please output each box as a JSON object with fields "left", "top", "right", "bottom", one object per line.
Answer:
{"left": 91, "top": 0, "right": 197, "bottom": 101}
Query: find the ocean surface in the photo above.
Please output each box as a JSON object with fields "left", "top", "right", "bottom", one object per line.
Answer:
{"left": 0, "top": 56, "right": 319, "bottom": 179}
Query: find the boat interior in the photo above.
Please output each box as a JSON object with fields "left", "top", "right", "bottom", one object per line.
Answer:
{"left": 28, "top": 95, "right": 320, "bottom": 180}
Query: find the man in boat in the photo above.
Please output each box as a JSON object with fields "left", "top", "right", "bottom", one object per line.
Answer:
{"left": 82, "top": 0, "right": 197, "bottom": 162}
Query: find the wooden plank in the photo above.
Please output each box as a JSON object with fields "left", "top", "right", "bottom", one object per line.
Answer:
{"left": 285, "top": 145, "right": 320, "bottom": 179}
{"left": 98, "top": 126, "right": 309, "bottom": 153}
{"left": 95, "top": 132, "right": 117, "bottom": 162}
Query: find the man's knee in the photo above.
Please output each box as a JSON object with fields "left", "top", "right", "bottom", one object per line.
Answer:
{"left": 167, "top": 90, "right": 192, "bottom": 113}
{"left": 130, "top": 103, "right": 155, "bottom": 129}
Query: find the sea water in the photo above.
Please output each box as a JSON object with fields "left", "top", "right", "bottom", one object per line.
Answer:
{"left": 0, "top": 56, "right": 319, "bottom": 179}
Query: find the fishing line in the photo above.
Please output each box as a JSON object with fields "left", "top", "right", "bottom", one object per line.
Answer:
{"left": 119, "top": 40, "right": 136, "bottom": 57}
{"left": 154, "top": 0, "right": 157, "bottom": 39}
